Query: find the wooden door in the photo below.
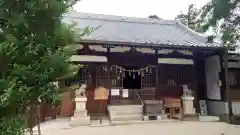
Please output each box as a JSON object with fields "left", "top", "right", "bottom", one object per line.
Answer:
{"left": 141, "top": 66, "right": 156, "bottom": 100}
{"left": 86, "top": 65, "right": 109, "bottom": 118}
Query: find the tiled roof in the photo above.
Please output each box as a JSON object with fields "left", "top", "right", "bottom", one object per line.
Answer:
{"left": 63, "top": 12, "right": 221, "bottom": 48}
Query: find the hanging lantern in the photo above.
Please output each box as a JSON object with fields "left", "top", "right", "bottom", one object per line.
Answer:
{"left": 129, "top": 71, "right": 131, "bottom": 76}
{"left": 133, "top": 73, "right": 135, "bottom": 79}
{"left": 123, "top": 72, "right": 126, "bottom": 78}
{"left": 149, "top": 67, "right": 152, "bottom": 74}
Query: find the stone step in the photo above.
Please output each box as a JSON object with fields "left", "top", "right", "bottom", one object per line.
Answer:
{"left": 110, "top": 114, "right": 143, "bottom": 121}
{"left": 74, "top": 110, "right": 88, "bottom": 117}
{"left": 199, "top": 116, "right": 220, "bottom": 122}
{"left": 108, "top": 105, "right": 143, "bottom": 112}
{"left": 70, "top": 116, "right": 90, "bottom": 126}
{"left": 109, "top": 110, "right": 142, "bottom": 116}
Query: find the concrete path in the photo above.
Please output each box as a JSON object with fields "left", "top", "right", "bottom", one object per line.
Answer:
{"left": 32, "top": 120, "right": 240, "bottom": 135}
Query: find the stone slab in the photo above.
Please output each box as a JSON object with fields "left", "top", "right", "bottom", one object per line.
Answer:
{"left": 181, "top": 114, "right": 199, "bottom": 121}
{"left": 75, "top": 97, "right": 87, "bottom": 102}
{"left": 199, "top": 116, "right": 220, "bottom": 122}
{"left": 70, "top": 116, "right": 90, "bottom": 126}
{"left": 181, "top": 96, "right": 194, "bottom": 100}
{"left": 110, "top": 114, "right": 142, "bottom": 121}
{"left": 74, "top": 110, "right": 88, "bottom": 117}
{"left": 143, "top": 116, "right": 149, "bottom": 121}
{"left": 143, "top": 115, "right": 167, "bottom": 121}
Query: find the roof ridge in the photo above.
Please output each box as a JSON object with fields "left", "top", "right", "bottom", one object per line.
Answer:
{"left": 173, "top": 21, "right": 223, "bottom": 47}
{"left": 64, "top": 12, "right": 178, "bottom": 25}
{"left": 176, "top": 21, "right": 207, "bottom": 38}
{"left": 175, "top": 21, "right": 220, "bottom": 45}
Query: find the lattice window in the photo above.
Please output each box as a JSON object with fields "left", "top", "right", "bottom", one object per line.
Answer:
{"left": 109, "top": 65, "right": 124, "bottom": 88}
{"left": 60, "top": 67, "right": 88, "bottom": 88}
{"left": 141, "top": 66, "right": 156, "bottom": 88}
{"left": 228, "top": 69, "right": 240, "bottom": 89}
{"left": 96, "top": 65, "right": 108, "bottom": 87}
{"left": 158, "top": 65, "right": 195, "bottom": 86}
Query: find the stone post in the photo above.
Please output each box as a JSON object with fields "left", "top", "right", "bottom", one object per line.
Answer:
{"left": 70, "top": 84, "right": 90, "bottom": 126}
{"left": 182, "top": 96, "right": 195, "bottom": 115}
{"left": 181, "top": 85, "right": 196, "bottom": 115}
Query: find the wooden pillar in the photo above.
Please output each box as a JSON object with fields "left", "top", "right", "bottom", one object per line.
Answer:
{"left": 219, "top": 53, "right": 225, "bottom": 101}
{"left": 155, "top": 50, "right": 159, "bottom": 85}
{"left": 107, "top": 47, "right": 111, "bottom": 89}
{"left": 193, "top": 51, "right": 200, "bottom": 113}
{"left": 155, "top": 49, "right": 159, "bottom": 99}
{"left": 223, "top": 49, "right": 233, "bottom": 120}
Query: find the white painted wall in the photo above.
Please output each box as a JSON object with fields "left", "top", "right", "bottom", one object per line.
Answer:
{"left": 204, "top": 55, "right": 231, "bottom": 116}
{"left": 232, "top": 102, "right": 240, "bottom": 114}
{"left": 205, "top": 55, "right": 221, "bottom": 100}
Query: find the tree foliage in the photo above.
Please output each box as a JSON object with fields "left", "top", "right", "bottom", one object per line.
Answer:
{"left": 199, "top": 0, "right": 240, "bottom": 47}
{"left": 0, "top": 0, "right": 84, "bottom": 134}
{"left": 148, "top": 15, "right": 161, "bottom": 19}
{"left": 175, "top": 4, "right": 203, "bottom": 32}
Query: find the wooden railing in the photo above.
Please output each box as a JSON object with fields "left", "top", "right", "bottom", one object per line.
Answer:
{"left": 136, "top": 91, "right": 144, "bottom": 105}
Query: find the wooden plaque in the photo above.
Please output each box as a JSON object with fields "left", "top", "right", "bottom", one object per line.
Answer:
{"left": 94, "top": 86, "right": 108, "bottom": 100}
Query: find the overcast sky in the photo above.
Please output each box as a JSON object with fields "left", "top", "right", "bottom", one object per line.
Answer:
{"left": 74, "top": 0, "right": 210, "bottom": 19}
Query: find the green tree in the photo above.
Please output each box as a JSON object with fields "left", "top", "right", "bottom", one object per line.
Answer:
{"left": 199, "top": 0, "right": 240, "bottom": 47}
{"left": 175, "top": 4, "right": 203, "bottom": 32}
{"left": 148, "top": 15, "right": 161, "bottom": 19}
{"left": 0, "top": 0, "right": 86, "bottom": 134}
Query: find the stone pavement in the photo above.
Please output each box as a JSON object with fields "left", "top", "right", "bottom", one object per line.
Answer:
{"left": 34, "top": 119, "right": 240, "bottom": 135}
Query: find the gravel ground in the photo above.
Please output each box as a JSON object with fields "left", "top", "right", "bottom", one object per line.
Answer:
{"left": 32, "top": 119, "right": 240, "bottom": 135}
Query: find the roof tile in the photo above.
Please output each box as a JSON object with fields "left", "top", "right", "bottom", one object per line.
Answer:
{"left": 63, "top": 12, "right": 221, "bottom": 48}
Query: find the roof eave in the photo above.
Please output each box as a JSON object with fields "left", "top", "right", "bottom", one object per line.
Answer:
{"left": 77, "top": 39, "right": 225, "bottom": 51}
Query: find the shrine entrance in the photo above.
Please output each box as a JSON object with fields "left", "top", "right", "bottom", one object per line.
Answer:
{"left": 123, "top": 67, "right": 141, "bottom": 89}
{"left": 86, "top": 65, "right": 109, "bottom": 123}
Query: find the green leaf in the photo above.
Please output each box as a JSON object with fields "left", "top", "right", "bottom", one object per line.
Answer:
{"left": 5, "top": 34, "right": 18, "bottom": 42}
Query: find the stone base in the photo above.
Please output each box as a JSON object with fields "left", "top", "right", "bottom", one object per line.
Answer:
{"left": 143, "top": 116, "right": 149, "bottom": 121}
{"left": 143, "top": 115, "right": 167, "bottom": 121}
{"left": 157, "top": 116, "right": 163, "bottom": 120}
{"left": 220, "top": 114, "right": 240, "bottom": 125}
{"left": 70, "top": 116, "right": 90, "bottom": 126}
{"left": 74, "top": 110, "right": 88, "bottom": 117}
{"left": 199, "top": 115, "right": 219, "bottom": 122}
{"left": 181, "top": 114, "right": 199, "bottom": 121}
